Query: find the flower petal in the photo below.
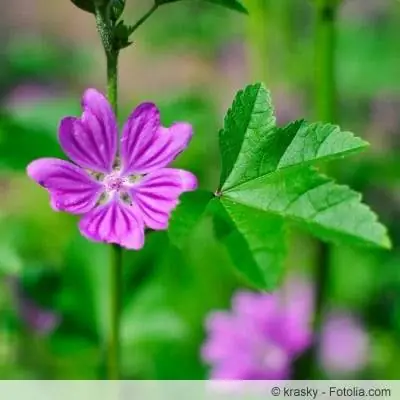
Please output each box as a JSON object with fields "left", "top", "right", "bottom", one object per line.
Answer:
{"left": 129, "top": 123, "right": 193, "bottom": 174}
{"left": 59, "top": 89, "right": 118, "bottom": 173}
{"left": 79, "top": 200, "right": 145, "bottom": 250}
{"left": 27, "top": 158, "right": 102, "bottom": 214}
{"left": 120, "top": 103, "right": 160, "bottom": 174}
{"left": 130, "top": 168, "right": 197, "bottom": 230}
{"left": 120, "top": 102, "right": 193, "bottom": 174}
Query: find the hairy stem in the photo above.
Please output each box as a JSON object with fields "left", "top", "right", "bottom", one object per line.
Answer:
{"left": 95, "top": 5, "right": 122, "bottom": 380}
{"left": 109, "top": 243, "right": 122, "bottom": 380}
{"left": 312, "top": 0, "right": 338, "bottom": 376}
{"left": 107, "top": 52, "right": 119, "bottom": 116}
{"left": 107, "top": 47, "right": 122, "bottom": 383}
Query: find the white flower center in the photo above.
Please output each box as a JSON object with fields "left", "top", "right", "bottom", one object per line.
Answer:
{"left": 89, "top": 168, "right": 143, "bottom": 205}
{"left": 103, "top": 172, "right": 127, "bottom": 193}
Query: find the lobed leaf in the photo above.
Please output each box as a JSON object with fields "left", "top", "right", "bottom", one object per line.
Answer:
{"left": 220, "top": 84, "right": 368, "bottom": 192}
{"left": 213, "top": 83, "right": 390, "bottom": 289}
{"left": 212, "top": 198, "right": 286, "bottom": 290}
{"left": 168, "top": 83, "right": 390, "bottom": 290}
{"left": 219, "top": 83, "right": 275, "bottom": 191}
{"left": 223, "top": 167, "right": 391, "bottom": 249}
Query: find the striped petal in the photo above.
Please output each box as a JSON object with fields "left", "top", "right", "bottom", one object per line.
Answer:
{"left": 79, "top": 199, "right": 145, "bottom": 250}
{"left": 59, "top": 89, "right": 118, "bottom": 173}
{"left": 27, "top": 158, "right": 102, "bottom": 214}
{"left": 130, "top": 168, "right": 197, "bottom": 230}
{"left": 120, "top": 103, "right": 193, "bottom": 174}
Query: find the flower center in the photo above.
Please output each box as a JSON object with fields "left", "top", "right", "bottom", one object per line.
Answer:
{"left": 104, "top": 173, "right": 126, "bottom": 192}
{"left": 89, "top": 168, "right": 143, "bottom": 206}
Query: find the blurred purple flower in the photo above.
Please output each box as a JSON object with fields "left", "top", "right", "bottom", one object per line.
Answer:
{"left": 273, "top": 88, "right": 304, "bottom": 126}
{"left": 4, "top": 84, "right": 55, "bottom": 109}
{"left": 319, "top": 311, "right": 369, "bottom": 376}
{"left": 202, "top": 275, "right": 314, "bottom": 380}
{"left": 7, "top": 276, "right": 60, "bottom": 335}
{"left": 27, "top": 89, "right": 197, "bottom": 249}
{"left": 369, "top": 94, "right": 400, "bottom": 142}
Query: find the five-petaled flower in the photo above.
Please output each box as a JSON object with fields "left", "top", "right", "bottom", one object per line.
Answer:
{"left": 27, "top": 89, "right": 197, "bottom": 249}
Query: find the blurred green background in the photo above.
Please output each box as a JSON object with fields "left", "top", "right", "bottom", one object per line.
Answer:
{"left": 0, "top": 0, "right": 400, "bottom": 379}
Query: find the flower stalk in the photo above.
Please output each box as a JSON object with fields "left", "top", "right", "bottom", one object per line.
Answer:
{"left": 312, "top": 0, "right": 339, "bottom": 377}
{"left": 92, "top": 1, "right": 187, "bottom": 380}
{"left": 315, "top": 0, "right": 338, "bottom": 123}
{"left": 95, "top": 3, "right": 122, "bottom": 380}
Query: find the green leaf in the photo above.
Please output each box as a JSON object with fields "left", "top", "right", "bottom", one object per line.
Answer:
{"left": 0, "top": 97, "right": 80, "bottom": 172}
{"left": 60, "top": 234, "right": 110, "bottom": 341}
{"left": 49, "top": 333, "right": 100, "bottom": 379}
{"left": 219, "top": 83, "right": 368, "bottom": 192}
{"left": 0, "top": 113, "right": 63, "bottom": 171}
{"left": 213, "top": 83, "right": 390, "bottom": 289}
{"left": 70, "top": 0, "right": 96, "bottom": 13}
{"left": 219, "top": 83, "right": 276, "bottom": 191}
{"left": 155, "top": 0, "right": 248, "bottom": 14}
{"left": 212, "top": 198, "right": 286, "bottom": 289}
{"left": 224, "top": 167, "right": 390, "bottom": 249}
{"left": 168, "top": 190, "right": 213, "bottom": 248}
{"left": 110, "top": 0, "right": 125, "bottom": 21}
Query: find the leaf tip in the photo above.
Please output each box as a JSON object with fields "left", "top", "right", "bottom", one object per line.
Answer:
{"left": 239, "top": 5, "right": 249, "bottom": 15}
{"left": 381, "top": 233, "right": 392, "bottom": 250}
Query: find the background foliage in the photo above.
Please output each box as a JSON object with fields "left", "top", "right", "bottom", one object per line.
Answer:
{"left": 0, "top": 0, "right": 399, "bottom": 379}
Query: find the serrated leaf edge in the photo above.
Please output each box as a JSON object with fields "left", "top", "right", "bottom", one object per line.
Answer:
{"left": 219, "top": 82, "right": 273, "bottom": 190}
{"left": 222, "top": 171, "right": 391, "bottom": 249}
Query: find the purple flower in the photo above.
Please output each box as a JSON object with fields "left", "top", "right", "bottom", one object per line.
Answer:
{"left": 202, "top": 276, "right": 314, "bottom": 380}
{"left": 27, "top": 89, "right": 197, "bottom": 249}
{"left": 7, "top": 276, "right": 60, "bottom": 335}
{"left": 4, "top": 83, "right": 55, "bottom": 109}
{"left": 319, "top": 311, "right": 369, "bottom": 377}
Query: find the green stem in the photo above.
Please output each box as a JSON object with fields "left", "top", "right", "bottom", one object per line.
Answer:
{"left": 107, "top": 48, "right": 122, "bottom": 382}
{"left": 109, "top": 244, "right": 122, "bottom": 380}
{"left": 93, "top": 0, "right": 159, "bottom": 381}
{"left": 245, "top": 0, "right": 270, "bottom": 82}
{"left": 107, "top": 52, "right": 119, "bottom": 116}
{"left": 315, "top": 0, "right": 337, "bottom": 122}
{"left": 312, "top": 0, "right": 338, "bottom": 376}
{"left": 95, "top": 5, "right": 122, "bottom": 380}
